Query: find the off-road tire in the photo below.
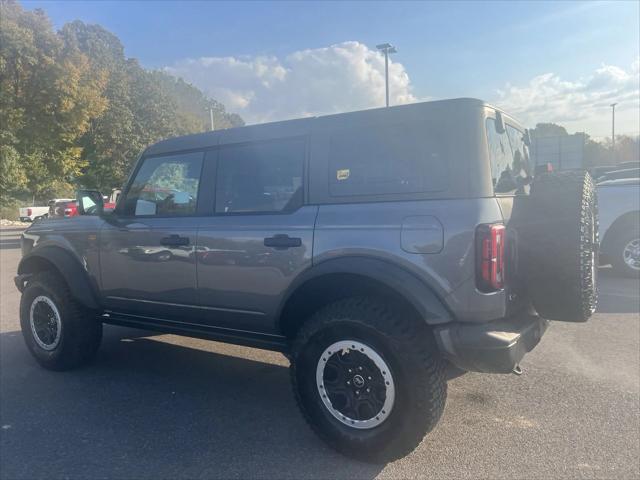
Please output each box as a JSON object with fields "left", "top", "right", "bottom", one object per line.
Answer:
{"left": 522, "top": 171, "right": 598, "bottom": 321}
{"left": 20, "top": 271, "right": 102, "bottom": 370}
{"left": 609, "top": 227, "right": 640, "bottom": 278}
{"left": 290, "top": 297, "right": 447, "bottom": 463}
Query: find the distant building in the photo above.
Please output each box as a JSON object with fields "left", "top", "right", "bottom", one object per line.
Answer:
{"left": 531, "top": 133, "right": 586, "bottom": 170}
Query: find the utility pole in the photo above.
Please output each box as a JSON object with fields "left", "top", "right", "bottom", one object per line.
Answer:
{"left": 610, "top": 103, "right": 617, "bottom": 162}
{"left": 376, "top": 43, "right": 397, "bottom": 107}
{"left": 209, "top": 107, "right": 215, "bottom": 131}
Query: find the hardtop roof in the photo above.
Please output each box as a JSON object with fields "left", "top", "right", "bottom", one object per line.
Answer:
{"left": 144, "top": 97, "right": 517, "bottom": 157}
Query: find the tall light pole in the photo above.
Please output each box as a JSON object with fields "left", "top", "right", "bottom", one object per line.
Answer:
{"left": 610, "top": 102, "right": 617, "bottom": 161}
{"left": 376, "top": 43, "right": 397, "bottom": 107}
{"left": 209, "top": 106, "right": 215, "bottom": 131}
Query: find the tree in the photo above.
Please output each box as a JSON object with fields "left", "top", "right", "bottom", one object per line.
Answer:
{"left": 0, "top": 0, "right": 107, "bottom": 200}
{"left": 61, "top": 22, "right": 244, "bottom": 192}
{"left": 583, "top": 135, "right": 609, "bottom": 168}
{"left": 529, "top": 123, "right": 569, "bottom": 138}
{"left": 0, "top": 1, "right": 243, "bottom": 206}
{"left": 615, "top": 135, "right": 639, "bottom": 165}
{"left": 150, "top": 71, "right": 244, "bottom": 132}
{"left": 0, "top": 145, "right": 26, "bottom": 203}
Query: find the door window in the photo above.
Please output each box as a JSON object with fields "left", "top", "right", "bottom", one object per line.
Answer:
{"left": 122, "top": 152, "right": 204, "bottom": 216}
{"left": 215, "top": 139, "right": 304, "bottom": 214}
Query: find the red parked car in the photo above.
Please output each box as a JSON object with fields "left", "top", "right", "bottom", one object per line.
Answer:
{"left": 49, "top": 200, "right": 78, "bottom": 218}
{"left": 49, "top": 189, "right": 120, "bottom": 218}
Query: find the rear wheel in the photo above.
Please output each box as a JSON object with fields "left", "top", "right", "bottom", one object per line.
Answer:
{"left": 20, "top": 272, "right": 102, "bottom": 371}
{"left": 290, "top": 297, "right": 446, "bottom": 463}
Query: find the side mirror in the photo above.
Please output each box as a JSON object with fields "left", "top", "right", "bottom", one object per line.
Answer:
{"left": 76, "top": 190, "right": 104, "bottom": 216}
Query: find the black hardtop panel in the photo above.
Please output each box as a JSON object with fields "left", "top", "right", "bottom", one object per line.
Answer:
{"left": 143, "top": 98, "right": 490, "bottom": 157}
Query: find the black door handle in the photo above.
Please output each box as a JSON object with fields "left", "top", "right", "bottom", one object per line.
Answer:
{"left": 264, "top": 234, "right": 302, "bottom": 250}
{"left": 160, "top": 234, "right": 190, "bottom": 247}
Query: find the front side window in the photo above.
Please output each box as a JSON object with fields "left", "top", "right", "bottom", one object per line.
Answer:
{"left": 486, "top": 118, "right": 517, "bottom": 194}
{"left": 122, "top": 152, "right": 203, "bottom": 216}
{"left": 215, "top": 139, "right": 304, "bottom": 214}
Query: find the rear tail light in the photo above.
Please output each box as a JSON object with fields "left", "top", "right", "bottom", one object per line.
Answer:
{"left": 64, "top": 205, "right": 76, "bottom": 217}
{"left": 476, "top": 223, "right": 506, "bottom": 292}
{"left": 27, "top": 208, "right": 32, "bottom": 217}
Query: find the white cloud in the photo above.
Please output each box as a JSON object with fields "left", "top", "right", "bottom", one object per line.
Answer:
{"left": 165, "top": 41, "right": 416, "bottom": 124}
{"left": 495, "top": 59, "right": 639, "bottom": 138}
{"left": 166, "top": 42, "right": 638, "bottom": 138}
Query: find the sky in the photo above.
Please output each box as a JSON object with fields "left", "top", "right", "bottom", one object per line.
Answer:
{"left": 23, "top": 0, "right": 640, "bottom": 138}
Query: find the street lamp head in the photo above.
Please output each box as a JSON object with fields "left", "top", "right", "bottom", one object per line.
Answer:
{"left": 610, "top": 103, "right": 617, "bottom": 108}
{"left": 376, "top": 43, "right": 397, "bottom": 54}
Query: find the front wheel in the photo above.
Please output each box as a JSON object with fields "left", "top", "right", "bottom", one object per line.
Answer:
{"left": 20, "top": 272, "right": 102, "bottom": 371}
{"left": 290, "top": 297, "right": 446, "bottom": 463}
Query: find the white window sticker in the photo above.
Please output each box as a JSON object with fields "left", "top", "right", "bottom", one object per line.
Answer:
{"left": 336, "top": 169, "right": 350, "bottom": 181}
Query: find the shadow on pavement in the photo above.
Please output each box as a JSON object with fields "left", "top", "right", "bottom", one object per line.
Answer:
{"left": 596, "top": 269, "right": 640, "bottom": 314}
{"left": 0, "top": 327, "right": 382, "bottom": 479}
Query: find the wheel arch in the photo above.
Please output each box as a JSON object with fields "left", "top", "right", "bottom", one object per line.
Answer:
{"left": 17, "top": 246, "right": 101, "bottom": 310}
{"left": 277, "top": 256, "right": 453, "bottom": 340}
{"left": 601, "top": 210, "right": 640, "bottom": 255}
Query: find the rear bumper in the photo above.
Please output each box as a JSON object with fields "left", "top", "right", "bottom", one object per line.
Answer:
{"left": 434, "top": 313, "right": 548, "bottom": 374}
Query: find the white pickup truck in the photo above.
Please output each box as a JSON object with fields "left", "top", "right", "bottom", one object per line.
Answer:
{"left": 18, "top": 206, "right": 49, "bottom": 222}
{"left": 598, "top": 177, "right": 640, "bottom": 277}
{"left": 19, "top": 198, "right": 74, "bottom": 222}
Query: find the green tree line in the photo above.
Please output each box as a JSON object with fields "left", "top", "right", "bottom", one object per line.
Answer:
{"left": 0, "top": 0, "right": 242, "bottom": 208}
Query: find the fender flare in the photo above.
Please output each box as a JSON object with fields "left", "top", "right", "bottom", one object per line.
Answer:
{"left": 17, "top": 246, "right": 101, "bottom": 310}
{"left": 276, "top": 256, "right": 453, "bottom": 328}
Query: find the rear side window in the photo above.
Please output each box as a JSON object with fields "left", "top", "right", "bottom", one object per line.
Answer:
{"left": 328, "top": 123, "right": 447, "bottom": 197}
{"left": 486, "top": 118, "right": 517, "bottom": 194}
{"left": 215, "top": 138, "right": 304, "bottom": 214}
{"left": 506, "top": 125, "right": 532, "bottom": 193}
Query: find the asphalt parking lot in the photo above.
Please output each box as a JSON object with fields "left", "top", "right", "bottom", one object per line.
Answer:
{"left": 0, "top": 226, "right": 638, "bottom": 479}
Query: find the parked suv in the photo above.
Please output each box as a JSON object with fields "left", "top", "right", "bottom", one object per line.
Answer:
{"left": 16, "top": 99, "right": 597, "bottom": 462}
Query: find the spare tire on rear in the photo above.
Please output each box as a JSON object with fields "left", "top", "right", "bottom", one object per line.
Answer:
{"left": 520, "top": 171, "right": 598, "bottom": 322}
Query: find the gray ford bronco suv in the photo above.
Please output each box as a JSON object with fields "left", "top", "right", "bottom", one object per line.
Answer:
{"left": 16, "top": 98, "right": 598, "bottom": 462}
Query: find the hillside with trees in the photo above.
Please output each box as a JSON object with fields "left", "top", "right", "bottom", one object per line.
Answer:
{"left": 0, "top": 0, "right": 242, "bottom": 211}
{"left": 1, "top": 1, "right": 637, "bottom": 219}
